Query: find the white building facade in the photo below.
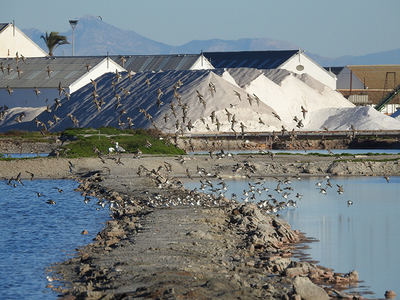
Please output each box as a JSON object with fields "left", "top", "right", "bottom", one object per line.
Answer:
{"left": 279, "top": 52, "right": 337, "bottom": 90}
{"left": 0, "top": 23, "right": 47, "bottom": 58}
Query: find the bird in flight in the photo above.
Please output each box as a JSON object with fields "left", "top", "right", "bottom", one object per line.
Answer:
{"left": 301, "top": 106, "right": 308, "bottom": 119}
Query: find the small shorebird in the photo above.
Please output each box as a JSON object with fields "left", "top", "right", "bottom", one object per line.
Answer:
{"left": 336, "top": 184, "right": 344, "bottom": 194}
{"left": 34, "top": 87, "right": 41, "bottom": 96}
{"left": 6, "top": 86, "right": 13, "bottom": 96}
{"left": 54, "top": 187, "right": 63, "bottom": 193}
{"left": 272, "top": 111, "right": 281, "bottom": 121}
{"left": 234, "top": 90, "right": 241, "bottom": 101}
{"left": 301, "top": 106, "right": 308, "bottom": 119}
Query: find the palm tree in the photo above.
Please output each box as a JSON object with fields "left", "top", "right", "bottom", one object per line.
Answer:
{"left": 40, "top": 32, "right": 69, "bottom": 56}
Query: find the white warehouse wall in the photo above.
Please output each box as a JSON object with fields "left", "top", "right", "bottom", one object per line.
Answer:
{"left": 280, "top": 53, "right": 337, "bottom": 90}
{"left": 0, "top": 25, "right": 47, "bottom": 58}
{"left": 69, "top": 57, "right": 126, "bottom": 93}
{"left": 190, "top": 56, "right": 214, "bottom": 70}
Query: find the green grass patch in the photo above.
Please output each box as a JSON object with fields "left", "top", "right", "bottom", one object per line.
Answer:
{"left": 0, "top": 130, "right": 56, "bottom": 142}
{"left": 58, "top": 127, "right": 185, "bottom": 158}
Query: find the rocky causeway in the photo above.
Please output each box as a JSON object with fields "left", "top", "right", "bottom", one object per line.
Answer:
{"left": 1, "top": 153, "right": 399, "bottom": 299}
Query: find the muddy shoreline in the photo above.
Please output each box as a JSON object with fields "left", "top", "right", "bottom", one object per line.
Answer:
{"left": 1, "top": 154, "right": 399, "bottom": 299}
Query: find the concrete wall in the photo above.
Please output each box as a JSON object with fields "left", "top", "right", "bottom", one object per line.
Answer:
{"left": 280, "top": 53, "right": 337, "bottom": 90}
{"left": 0, "top": 88, "right": 59, "bottom": 108}
{"left": 69, "top": 57, "right": 126, "bottom": 93}
{"left": 0, "top": 25, "right": 47, "bottom": 58}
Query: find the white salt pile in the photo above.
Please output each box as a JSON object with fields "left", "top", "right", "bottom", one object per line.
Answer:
{"left": 1, "top": 68, "right": 400, "bottom": 133}
{"left": 306, "top": 106, "right": 400, "bottom": 130}
{"left": 0, "top": 106, "right": 45, "bottom": 127}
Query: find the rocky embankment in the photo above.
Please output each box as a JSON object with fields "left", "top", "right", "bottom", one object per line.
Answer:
{"left": 0, "top": 139, "right": 58, "bottom": 154}
{"left": 1, "top": 153, "right": 399, "bottom": 299}
{"left": 52, "top": 173, "right": 360, "bottom": 299}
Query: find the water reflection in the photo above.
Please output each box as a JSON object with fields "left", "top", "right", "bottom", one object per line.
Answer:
{"left": 186, "top": 176, "right": 400, "bottom": 298}
{"left": 1, "top": 153, "right": 49, "bottom": 158}
{"left": 0, "top": 180, "right": 110, "bottom": 300}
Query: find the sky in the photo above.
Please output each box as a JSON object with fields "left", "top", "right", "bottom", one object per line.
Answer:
{"left": 1, "top": 0, "right": 400, "bottom": 58}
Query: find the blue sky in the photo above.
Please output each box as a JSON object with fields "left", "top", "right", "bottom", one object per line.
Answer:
{"left": 1, "top": 0, "right": 399, "bottom": 58}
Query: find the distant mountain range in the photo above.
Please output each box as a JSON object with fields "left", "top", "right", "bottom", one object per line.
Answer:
{"left": 24, "top": 15, "right": 400, "bottom": 67}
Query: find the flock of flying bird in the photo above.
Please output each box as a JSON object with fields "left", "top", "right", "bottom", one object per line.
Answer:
{"left": 1, "top": 53, "right": 393, "bottom": 212}
{"left": 5, "top": 170, "right": 63, "bottom": 205}
{"left": 1, "top": 51, "right": 315, "bottom": 138}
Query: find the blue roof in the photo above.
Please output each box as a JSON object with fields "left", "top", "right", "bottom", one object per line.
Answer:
{"left": 0, "top": 23, "right": 9, "bottom": 33}
{"left": 391, "top": 109, "right": 400, "bottom": 118}
{"left": 203, "top": 50, "right": 299, "bottom": 69}
{"left": 110, "top": 54, "right": 204, "bottom": 73}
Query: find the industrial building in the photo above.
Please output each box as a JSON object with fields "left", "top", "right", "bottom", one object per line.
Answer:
{"left": 110, "top": 54, "right": 213, "bottom": 73}
{"left": 203, "top": 50, "right": 337, "bottom": 90}
{"left": 327, "top": 65, "right": 400, "bottom": 114}
{"left": 0, "top": 56, "right": 125, "bottom": 108}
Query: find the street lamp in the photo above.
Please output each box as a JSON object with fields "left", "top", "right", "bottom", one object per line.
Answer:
{"left": 69, "top": 19, "right": 78, "bottom": 56}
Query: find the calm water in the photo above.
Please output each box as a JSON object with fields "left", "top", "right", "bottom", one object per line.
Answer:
{"left": 189, "top": 149, "right": 400, "bottom": 155}
{"left": 186, "top": 176, "right": 400, "bottom": 298}
{"left": 2, "top": 153, "right": 49, "bottom": 158}
{"left": 0, "top": 180, "right": 110, "bottom": 300}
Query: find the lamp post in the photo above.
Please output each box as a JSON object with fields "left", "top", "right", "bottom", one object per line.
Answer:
{"left": 69, "top": 19, "right": 78, "bottom": 56}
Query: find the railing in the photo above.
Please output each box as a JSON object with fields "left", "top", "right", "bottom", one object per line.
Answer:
{"left": 375, "top": 84, "right": 400, "bottom": 111}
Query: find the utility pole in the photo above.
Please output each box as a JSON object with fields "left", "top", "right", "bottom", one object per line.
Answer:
{"left": 69, "top": 19, "right": 78, "bottom": 56}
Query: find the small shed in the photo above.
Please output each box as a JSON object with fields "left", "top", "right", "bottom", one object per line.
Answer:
{"left": 0, "top": 56, "right": 125, "bottom": 108}
{"left": 0, "top": 23, "right": 47, "bottom": 58}
{"left": 203, "top": 50, "right": 337, "bottom": 90}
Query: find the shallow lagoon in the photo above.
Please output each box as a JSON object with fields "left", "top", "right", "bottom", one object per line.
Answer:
{"left": 186, "top": 176, "right": 400, "bottom": 298}
{"left": 0, "top": 179, "right": 110, "bottom": 300}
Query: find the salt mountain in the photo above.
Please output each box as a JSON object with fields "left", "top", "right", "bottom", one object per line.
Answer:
{"left": 2, "top": 68, "right": 400, "bottom": 133}
{"left": 24, "top": 15, "right": 400, "bottom": 66}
